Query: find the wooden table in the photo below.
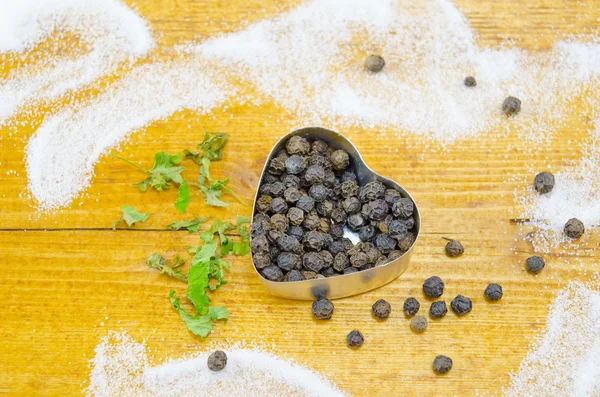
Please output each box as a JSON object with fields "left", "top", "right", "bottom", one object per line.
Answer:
{"left": 1, "top": 0, "right": 599, "bottom": 395}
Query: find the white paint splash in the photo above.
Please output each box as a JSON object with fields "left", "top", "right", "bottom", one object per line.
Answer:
{"left": 86, "top": 331, "right": 347, "bottom": 397}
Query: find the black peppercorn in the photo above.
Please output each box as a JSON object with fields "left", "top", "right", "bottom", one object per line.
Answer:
{"left": 392, "top": 197, "right": 414, "bottom": 218}
{"left": 339, "top": 180, "right": 360, "bottom": 198}
{"left": 308, "top": 184, "right": 329, "bottom": 202}
{"left": 285, "top": 155, "right": 306, "bottom": 175}
{"left": 330, "top": 150, "right": 350, "bottom": 171}
{"left": 526, "top": 255, "right": 545, "bottom": 274}
{"left": 303, "top": 230, "right": 325, "bottom": 251}
{"left": 445, "top": 239, "right": 464, "bottom": 257}
{"left": 282, "top": 174, "right": 300, "bottom": 188}
{"left": 388, "top": 219, "right": 408, "bottom": 239}
{"left": 433, "top": 355, "right": 452, "bottom": 374}
{"left": 350, "top": 252, "right": 369, "bottom": 268}
{"left": 365, "top": 55, "right": 385, "bottom": 72}
{"left": 332, "top": 252, "right": 349, "bottom": 272}
{"left": 250, "top": 216, "right": 270, "bottom": 238}
{"left": 397, "top": 232, "right": 416, "bottom": 251}
{"left": 403, "top": 297, "right": 420, "bottom": 316}
{"left": 270, "top": 197, "right": 288, "bottom": 214}
{"left": 288, "top": 225, "right": 304, "bottom": 242}
{"left": 347, "top": 330, "right": 364, "bottom": 347}
{"left": 309, "top": 154, "right": 332, "bottom": 170}
{"left": 316, "top": 200, "right": 334, "bottom": 217}
{"left": 464, "top": 76, "right": 476, "bottom": 87}
{"left": 502, "top": 96, "right": 521, "bottom": 116}
{"left": 301, "top": 270, "right": 318, "bottom": 280}
{"left": 423, "top": 276, "right": 445, "bottom": 298}
{"left": 311, "top": 140, "right": 329, "bottom": 155}
{"left": 322, "top": 170, "right": 336, "bottom": 188}
{"left": 410, "top": 316, "right": 428, "bottom": 332}
{"left": 358, "top": 181, "right": 386, "bottom": 202}
{"left": 287, "top": 207, "right": 304, "bottom": 226}
{"left": 312, "top": 298, "right": 334, "bottom": 320}
{"left": 359, "top": 225, "right": 377, "bottom": 242}
{"left": 284, "top": 269, "right": 303, "bottom": 282}
{"left": 296, "top": 195, "right": 315, "bottom": 213}
{"left": 347, "top": 213, "right": 366, "bottom": 231}
{"left": 341, "top": 171, "right": 358, "bottom": 182}
{"left": 533, "top": 172, "right": 555, "bottom": 194}
{"left": 268, "top": 157, "right": 286, "bottom": 175}
{"left": 564, "top": 218, "right": 585, "bottom": 239}
{"left": 328, "top": 241, "right": 345, "bottom": 257}
{"left": 387, "top": 250, "right": 402, "bottom": 261}
{"left": 256, "top": 195, "right": 272, "bottom": 213}
{"left": 429, "top": 301, "right": 447, "bottom": 318}
{"left": 286, "top": 135, "right": 310, "bottom": 155}
{"left": 384, "top": 189, "right": 402, "bottom": 205}
{"left": 372, "top": 299, "right": 391, "bottom": 319}
{"left": 283, "top": 187, "right": 302, "bottom": 204}
{"left": 342, "top": 196, "right": 361, "bottom": 214}
{"left": 450, "top": 295, "right": 472, "bottom": 315}
{"left": 261, "top": 265, "right": 284, "bottom": 281}
{"left": 207, "top": 350, "right": 227, "bottom": 371}
{"left": 331, "top": 208, "right": 347, "bottom": 224}
{"left": 484, "top": 283, "right": 503, "bottom": 301}
{"left": 375, "top": 233, "right": 396, "bottom": 254}
{"left": 252, "top": 252, "right": 271, "bottom": 269}
{"left": 276, "top": 234, "right": 302, "bottom": 254}
{"left": 270, "top": 181, "right": 285, "bottom": 197}
{"left": 270, "top": 213, "right": 289, "bottom": 232}
{"left": 343, "top": 267, "right": 358, "bottom": 274}
{"left": 329, "top": 224, "right": 345, "bottom": 240}
{"left": 277, "top": 252, "right": 301, "bottom": 272}
{"left": 362, "top": 199, "right": 389, "bottom": 221}
{"left": 250, "top": 235, "right": 269, "bottom": 253}
{"left": 305, "top": 165, "right": 326, "bottom": 185}
{"left": 303, "top": 252, "right": 325, "bottom": 272}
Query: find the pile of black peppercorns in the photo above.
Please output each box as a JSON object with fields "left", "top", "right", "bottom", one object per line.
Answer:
{"left": 250, "top": 135, "right": 416, "bottom": 282}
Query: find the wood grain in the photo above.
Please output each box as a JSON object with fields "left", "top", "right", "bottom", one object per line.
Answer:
{"left": 1, "top": 0, "right": 599, "bottom": 396}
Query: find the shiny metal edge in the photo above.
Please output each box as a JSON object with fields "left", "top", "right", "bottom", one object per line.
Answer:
{"left": 251, "top": 127, "right": 421, "bottom": 300}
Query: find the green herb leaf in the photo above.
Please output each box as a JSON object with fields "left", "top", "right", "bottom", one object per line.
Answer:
{"left": 236, "top": 215, "right": 250, "bottom": 225}
{"left": 115, "top": 152, "right": 184, "bottom": 192}
{"left": 239, "top": 225, "right": 250, "bottom": 243}
{"left": 146, "top": 253, "right": 187, "bottom": 281}
{"left": 174, "top": 181, "right": 190, "bottom": 214}
{"left": 167, "top": 216, "right": 211, "bottom": 233}
{"left": 169, "top": 291, "right": 213, "bottom": 338}
{"left": 208, "top": 306, "right": 229, "bottom": 322}
{"left": 199, "top": 130, "right": 228, "bottom": 161}
{"left": 183, "top": 149, "right": 201, "bottom": 165}
{"left": 112, "top": 205, "right": 149, "bottom": 230}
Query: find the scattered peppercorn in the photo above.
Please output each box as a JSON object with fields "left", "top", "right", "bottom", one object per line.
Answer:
{"left": 450, "top": 295, "right": 472, "bottom": 315}
{"left": 207, "top": 350, "right": 227, "bottom": 371}
{"left": 464, "top": 76, "right": 476, "bottom": 87}
{"left": 365, "top": 55, "right": 385, "bottom": 73}
{"left": 502, "top": 96, "right": 521, "bottom": 116}
{"left": 444, "top": 239, "right": 464, "bottom": 257}
{"left": 347, "top": 330, "right": 364, "bottom": 347}
{"left": 533, "top": 172, "right": 555, "bottom": 194}
{"left": 564, "top": 218, "right": 585, "bottom": 239}
{"left": 312, "top": 298, "right": 334, "bottom": 320}
{"left": 526, "top": 255, "right": 545, "bottom": 274}
{"left": 484, "top": 283, "right": 503, "bottom": 301}
{"left": 410, "top": 316, "right": 428, "bottom": 332}
{"left": 429, "top": 301, "right": 447, "bottom": 318}
{"left": 372, "top": 299, "right": 392, "bottom": 319}
{"left": 423, "top": 276, "right": 445, "bottom": 298}
{"left": 433, "top": 355, "right": 453, "bottom": 375}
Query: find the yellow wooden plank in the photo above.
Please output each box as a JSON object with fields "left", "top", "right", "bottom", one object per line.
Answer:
{"left": 0, "top": 0, "right": 599, "bottom": 396}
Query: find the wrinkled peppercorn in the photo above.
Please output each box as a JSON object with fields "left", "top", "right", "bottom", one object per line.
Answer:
{"left": 303, "top": 230, "right": 325, "bottom": 251}
{"left": 339, "top": 180, "right": 360, "bottom": 198}
{"left": 283, "top": 187, "right": 302, "bottom": 203}
{"left": 347, "top": 330, "right": 364, "bottom": 347}
{"left": 484, "top": 283, "right": 503, "bottom": 301}
{"left": 282, "top": 174, "right": 300, "bottom": 188}
{"left": 296, "top": 196, "right": 315, "bottom": 213}
{"left": 302, "top": 212, "right": 320, "bottom": 231}
{"left": 464, "top": 76, "right": 476, "bottom": 87}
{"left": 303, "top": 252, "right": 325, "bottom": 272}
{"left": 429, "top": 301, "right": 447, "bottom": 318}
{"left": 276, "top": 234, "right": 302, "bottom": 254}
{"left": 564, "top": 218, "right": 585, "bottom": 239}
{"left": 305, "top": 165, "right": 326, "bottom": 185}
{"left": 323, "top": 170, "right": 336, "bottom": 187}
{"left": 362, "top": 199, "right": 389, "bottom": 221}
{"left": 343, "top": 267, "right": 358, "bottom": 274}
{"left": 309, "top": 154, "right": 332, "bottom": 170}
{"left": 392, "top": 198, "right": 414, "bottom": 218}
{"left": 433, "top": 355, "right": 453, "bottom": 374}
{"left": 423, "top": 276, "right": 445, "bottom": 298}
{"left": 252, "top": 252, "right": 271, "bottom": 269}
{"left": 387, "top": 250, "right": 402, "bottom": 261}
{"left": 526, "top": 255, "right": 545, "bottom": 274}
{"left": 285, "top": 155, "right": 306, "bottom": 175}
{"left": 365, "top": 246, "right": 381, "bottom": 264}
{"left": 311, "top": 140, "right": 329, "bottom": 155}
{"left": 328, "top": 241, "right": 345, "bottom": 257}
{"left": 410, "top": 316, "right": 428, "bottom": 333}
{"left": 301, "top": 270, "right": 318, "bottom": 280}
{"left": 365, "top": 55, "right": 385, "bottom": 72}
{"left": 207, "top": 350, "right": 227, "bottom": 371}
{"left": 330, "top": 150, "right": 350, "bottom": 171}
{"left": 287, "top": 207, "right": 304, "bottom": 226}
{"left": 341, "top": 171, "right": 358, "bottom": 182}
{"left": 372, "top": 299, "right": 391, "bottom": 319}
{"left": 331, "top": 208, "right": 347, "bottom": 224}
{"left": 277, "top": 252, "right": 300, "bottom": 272}
{"left": 284, "top": 269, "right": 303, "bottom": 282}
{"left": 332, "top": 252, "right": 350, "bottom": 272}
{"left": 384, "top": 189, "right": 402, "bottom": 205}
{"left": 502, "top": 96, "right": 521, "bottom": 116}
{"left": 288, "top": 225, "right": 304, "bottom": 242}
{"left": 342, "top": 197, "right": 361, "bottom": 214}
{"left": 359, "top": 225, "right": 377, "bottom": 242}
{"left": 268, "top": 157, "right": 286, "bottom": 175}
{"left": 256, "top": 196, "right": 272, "bottom": 213}
{"left": 261, "top": 265, "right": 284, "bottom": 281}
{"left": 270, "top": 182, "right": 285, "bottom": 197}
{"left": 329, "top": 224, "right": 344, "bottom": 240}
{"left": 319, "top": 251, "right": 334, "bottom": 267}
{"left": 533, "top": 172, "right": 555, "bottom": 194}
{"left": 347, "top": 213, "right": 366, "bottom": 231}
{"left": 350, "top": 252, "right": 369, "bottom": 268}
{"left": 397, "top": 232, "right": 416, "bottom": 251}
{"left": 388, "top": 219, "right": 408, "bottom": 239}
{"left": 270, "top": 214, "right": 289, "bottom": 233}
{"left": 375, "top": 233, "right": 396, "bottom": 254}
{"left": 403, "top": 297, "right": 420, "bottom": 316}
{"left": 312, "top": 298, "right": 334, "bottom": 320}
{"left": 270, "top": 197, "right": 288, "bottom": 214}
{"left": 286, "top": 136, "right": 310, "bottom": 155}
{"left": 251, "top": 235, "right": 269, "bottom": 254}
{"left": 450, "top": 295, "right": 472, "bottom": 315}
{"left": 309, "top": 184, "right": 329, "bottom": 202}
{"left": 445, "top": 239, "right": 464, "bottom": 257}
{"left": 316, "top": 200, "right": 334, "bottom": 217}
{"left": 359, "top": 181, "right": 386, "bottom": 202}
{"left": 250, "top": 216, "right": 270, "bottom": 238}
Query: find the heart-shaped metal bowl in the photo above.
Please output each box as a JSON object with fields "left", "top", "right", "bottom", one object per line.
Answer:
{"left": 252, "top": 127, "right": 420, "bottom": 300}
